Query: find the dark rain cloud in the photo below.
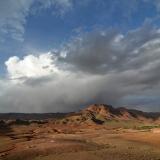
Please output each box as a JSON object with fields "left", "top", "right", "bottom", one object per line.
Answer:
{"left": 1, "top": 24, "right": 160, "bottom": 112}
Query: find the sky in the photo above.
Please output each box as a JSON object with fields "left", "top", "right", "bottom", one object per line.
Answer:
{"left": 0, "top": 0, "right": 160, "bottom": 113}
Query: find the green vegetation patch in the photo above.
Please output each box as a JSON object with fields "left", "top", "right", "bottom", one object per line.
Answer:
{"left": 104, "top": 120, "right": 143, "bottom": 129}
{"left": 136, "top": 125, "right": 160, "bottom": 130}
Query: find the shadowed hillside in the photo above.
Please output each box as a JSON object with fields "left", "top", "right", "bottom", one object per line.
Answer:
{"left": 0, "top": 104, "right": 160, "bottom": 125}
{"left": 40, "top": 104, "right": 160, "bottom": 126}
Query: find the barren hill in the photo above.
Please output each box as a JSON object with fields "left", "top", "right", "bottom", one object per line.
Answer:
{"left": 54, "top": 104, "right": 160, "bottom": 125}
{"left": 0, "top": 104, "right": 160, "bottom": 125}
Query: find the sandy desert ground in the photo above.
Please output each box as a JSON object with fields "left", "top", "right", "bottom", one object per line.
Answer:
{"left": 1, "top": 122, "right": 160, "bottom": 160}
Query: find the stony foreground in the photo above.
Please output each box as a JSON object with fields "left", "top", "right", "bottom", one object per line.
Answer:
{"left": 1, "top": 122, "right": 160, "bottom": 160}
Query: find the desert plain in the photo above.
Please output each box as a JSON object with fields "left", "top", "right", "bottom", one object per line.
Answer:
{"left": 1, "top": 104, "right": 160, "bottom": 160}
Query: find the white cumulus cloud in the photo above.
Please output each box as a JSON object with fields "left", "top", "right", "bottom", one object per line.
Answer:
{"left": 5, "top": 53, "right": 60, "bottom": 81}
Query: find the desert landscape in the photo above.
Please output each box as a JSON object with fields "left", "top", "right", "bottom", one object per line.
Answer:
{"left": 1, "top": 104, "right": 160, "bottom": 160}
{"left": 1, "top": 1, "right": 160, "bottom": 160}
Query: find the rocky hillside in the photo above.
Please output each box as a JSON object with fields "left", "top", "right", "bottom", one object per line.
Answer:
{"left": 0, "top": 104, "right": 160, "bottom": 126}
{"left": 56, "top": 104, "right": 160, "bottom": 125}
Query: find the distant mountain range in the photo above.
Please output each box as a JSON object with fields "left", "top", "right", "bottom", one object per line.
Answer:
{"left": 0, "top": 104, "right": 160, "bottom": 125}
{"left": 0, "top": 113, "right": 67, "bottom": 120}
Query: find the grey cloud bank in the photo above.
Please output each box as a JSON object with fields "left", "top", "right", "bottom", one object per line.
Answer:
{"left": 1, "top": 24, "right": 160, "bottom": 112}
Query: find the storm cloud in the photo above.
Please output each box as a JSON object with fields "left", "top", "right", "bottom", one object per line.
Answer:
{"left": 0, "top": 24, "right": 160, "bottom": 112}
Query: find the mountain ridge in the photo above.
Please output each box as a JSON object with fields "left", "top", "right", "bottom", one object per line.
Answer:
{"left": 0, "top": 104, "right": 160, "bottom": 124}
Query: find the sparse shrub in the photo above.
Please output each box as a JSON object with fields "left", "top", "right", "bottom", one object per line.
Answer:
{"left": 76, "top": 118, "right": 80, "bottom": 121}
{"left": 137, "top": 125, "right": 160, "bottom": 130}
{"left": 15, "top": 119, "right": 30, "bottom": 125}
